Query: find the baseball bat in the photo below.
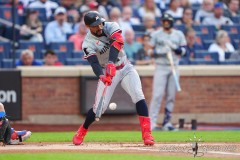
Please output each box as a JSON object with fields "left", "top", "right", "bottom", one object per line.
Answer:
{"left": 167, "top": 52, "right": 181, "bottom": 92}
{"left": 95, "top": 83, "right": 108, "bottom": 121}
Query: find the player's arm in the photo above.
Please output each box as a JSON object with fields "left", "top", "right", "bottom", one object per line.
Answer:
{"left": 87, "top": 55, "right": 112, "bottom": 85}
{"left": 109, "top": 30, "right": 124, "bottom": 63}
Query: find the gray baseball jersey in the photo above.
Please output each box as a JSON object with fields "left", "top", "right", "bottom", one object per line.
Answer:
{"left": 82, "top": 22, "right": 127, "bottom": 67}
{"left": 82, "top": 22, "right": 145, "bottom": 114}
{"left": 150, "top": 28, "right": 186, "bottom": 65}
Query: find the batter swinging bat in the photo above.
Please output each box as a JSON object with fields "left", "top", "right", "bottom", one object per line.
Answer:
{"left": 167, "top": 52, "right": 181, "bottom": 92}
{"left": 95, "top": 83, "right": 108, "bottom": 121}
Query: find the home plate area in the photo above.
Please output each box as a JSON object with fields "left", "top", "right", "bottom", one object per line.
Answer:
{"left": 1, "top": 142, "right": 240, "bottom": 158}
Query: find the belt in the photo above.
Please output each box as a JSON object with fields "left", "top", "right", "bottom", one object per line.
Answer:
{"left": 115, "top": 62, "right": 125, "bottom": 70}
{"left": 102, "top": 62, "right": 125, "bottom": 70}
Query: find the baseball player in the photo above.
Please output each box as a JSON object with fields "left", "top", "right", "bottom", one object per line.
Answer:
{"left": 72, "top": 11, "right": 154, "bottom": 146}
{"left": 0, "top": 103, "right": 32, "bottom": 145}
{"left": 149, "top": 13, "right": 187, "bottom": 131}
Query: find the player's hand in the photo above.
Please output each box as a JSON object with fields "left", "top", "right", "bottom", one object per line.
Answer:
{"left": 106, "top": 61, "right": 116, "bottom": 77}
{"left": 99, "top": 75, "right": 112, "bottom": 86}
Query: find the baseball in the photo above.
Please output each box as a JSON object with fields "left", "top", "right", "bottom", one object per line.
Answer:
{"left": 109, "top": 103, "right": 117, "bottom": 110}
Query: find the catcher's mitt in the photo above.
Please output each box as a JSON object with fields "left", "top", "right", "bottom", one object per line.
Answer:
{"left": 0, "top": 117, "right": 11, "bottom": 146}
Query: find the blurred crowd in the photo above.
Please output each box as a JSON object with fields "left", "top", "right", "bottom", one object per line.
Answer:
{"left": 0, "top": 0, "right": 240, "bottom": 67}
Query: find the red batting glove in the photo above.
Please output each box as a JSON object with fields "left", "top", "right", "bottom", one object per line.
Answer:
{"left": 99, "top": 75, "right": 112, "bottom": 86}
{"left": 106, "top": 62, "right": 116, "bottom": 77}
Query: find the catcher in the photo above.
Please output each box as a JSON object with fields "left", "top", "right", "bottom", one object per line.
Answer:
{"left": 0, "top": 103, "right": 32, "bottom": 146}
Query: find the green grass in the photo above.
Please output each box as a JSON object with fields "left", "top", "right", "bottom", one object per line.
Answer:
{"left": 28, "top": 131, "right": 240, "bottom": 143}
{"left": 0, "top": 153, "right": 231, "bottom": 160}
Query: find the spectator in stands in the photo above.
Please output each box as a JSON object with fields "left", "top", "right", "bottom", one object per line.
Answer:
{"left": 121, "top": 6, "right": 141, "bottom": 25}
{"left": 202, "top": 2, "right": 233, "bottom": 30}
{"left": 79, "top": 0, "right": 108, "bottom": 20}
{"left": 44, "top": 7, "right": 73, "bottom": 44}
{"left": 224, "top": 0, "right": 240, "bottom": 18}
{"left": 20, "top": 9, "right": 43, "bottom": 42}
{"left": 176, "top": 7, "right": 195, "bottom": 29}
{"left": 43, "top": 50, "right": 63, "bottom": 66}
{"left": 135, "top": 34, "right": 154, "bottom": 65}
{"left": 154, "top": 0, "right": 170, "bottom": 10}
{"left": 69, "top": 21, "right": 88, "bottom": 51}
{"left": 124, "top": 28, "right": 142, "bottom": 62}
{"left": 29, "top": 0, "right": 59, "bottom": 19}
{"left": 208, "top": 30, "right": 235, "bottom": 61}
{"left": 165, "top": 0, "right": 184, "bottom": 19}
{"left": 138, "top": 0, "right": 162, "bottom": 20}
{"left": 184, "top": 28, "right": 204, "bottom": 60}
{"left": 109, "top": 7, "right": 132, "bottom": 37}
{"left": 194, "top": 0, "right": 214, "bottom": 24}
{"left": 143, "top": 13, "right": 157, "bottom": 35}
{"left": 16, "top": 49, "right": 42, "bottom": 66}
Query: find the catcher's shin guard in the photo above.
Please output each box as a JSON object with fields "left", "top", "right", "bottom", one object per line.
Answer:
{"left": 139, "top": 116, "right": 155, "bottom": 145}
{"left": 72, "top": 125, "right": 88, "bottom": 145}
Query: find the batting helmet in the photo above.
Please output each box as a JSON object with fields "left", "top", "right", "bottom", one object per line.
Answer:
{"left": 161, "top": 13, "right": 174, "bottom": 29}
{"left": 84, "top": 11, "right": 105, "bottom": 27}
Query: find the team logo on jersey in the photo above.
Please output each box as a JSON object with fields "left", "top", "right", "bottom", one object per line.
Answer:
{"left": 100, "top": 43, "right": 110, "bottom": 55}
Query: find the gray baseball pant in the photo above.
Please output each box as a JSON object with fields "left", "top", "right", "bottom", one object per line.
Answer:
{"left": 149, "top": 65, "right": 179, "bottom": 129}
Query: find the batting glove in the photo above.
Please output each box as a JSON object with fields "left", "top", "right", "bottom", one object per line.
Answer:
{"left": 99, "top": 75, "right": 112, "bottom": 86}
{"left": 106, "top": 61, "right": 116, "bottom": 77}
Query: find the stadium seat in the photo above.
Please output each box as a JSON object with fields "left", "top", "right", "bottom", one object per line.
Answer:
{"left": 230, "top": 16, "right": 240, "bottom": 24}
{"left": 1, "top": 58, "right": 14, "bottom": 68}
{"left": 219, "top": 60, "right": 240, "bottom": 65}
{"left": 232, "top": 39, "right": 239, "bottom": 49}
{"left": 221, "top": 24, "right": 240, "bottom": 34}
{"left": 228, "top": 33, "right": 239, "bottom": 41}
{"left": 0, "top": 42, "right": 11, "bottom": 59}
{"left": 72, "top": 51, "right": 84, "bottom": 58}
{"left": 225, "top": 52, "right": 232, "bottom": 60}
{"left": 174, "top": 24, "right": 185, "bottom": 32}
{"left": 194, "top": 50, "right": 219, "bottom": 63}
{"left": 19, "top": 41, "right": 45, "bottom": 59}
{"left": 65, "top": 58, "right": 89, "bottom": 65}
{"left": 54, "top": 51, "right": 67, "bottom": 64}
{"left": 179, "top": 58, "right": 189, "bottom": 65}
{"left": 0, "top": 6, "right": 18, "bottom": 23}
{"left": 131, "top": 25, "right": 146, "bottom": 32}
{"left": 49, "top": 42, "right": 74, "bottom": 58}
{"left": 189, "top": 58, "right": 218, "bottom": 65}
{"left": 193, "top": 25, "right": 216, "bottom": 38}
{"left": 202, "top": 40, "right": 214, "bottom": 50}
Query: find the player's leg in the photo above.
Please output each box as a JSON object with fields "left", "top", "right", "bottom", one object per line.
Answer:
{"left": 73, "top": 72, "right": 121, "bottom": 145}
{"left": 121, "top": 65, "right": 154, "bottom": 145}
{"left": 149, "top": 65, "right": 168, "bottom": 130}
{"left": 10, "top": 128, "right": 32, "bottom": 144}
{"left": 162, "top": 67, "right": 179, "bottom": 131}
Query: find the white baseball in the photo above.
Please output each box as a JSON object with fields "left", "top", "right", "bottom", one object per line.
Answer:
{"left": 109, "top": 102, "right": 117, "bottom": 110}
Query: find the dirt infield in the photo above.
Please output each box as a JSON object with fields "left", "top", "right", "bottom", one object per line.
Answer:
{"left": 1, "top": 142, "right": 240, "bottom": 159}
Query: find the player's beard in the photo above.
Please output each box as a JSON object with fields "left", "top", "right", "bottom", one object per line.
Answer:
{"left": 92, "top": 29, "right": 103, "bottom": 37}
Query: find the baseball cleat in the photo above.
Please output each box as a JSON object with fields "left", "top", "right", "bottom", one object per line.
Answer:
{"left": 143, "top": 132, "right": 155, "bottom": 145}
{"left": 139, "top": 116, "right": 155, "bottom": 146}
{"left": 162, "top": 122, "right": 178, "bottom": 131}
{"left": 73, "top": 125, "right": 88, "bottom": 145}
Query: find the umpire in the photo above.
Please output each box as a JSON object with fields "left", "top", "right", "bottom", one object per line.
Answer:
{"left": 149, "top": 13, "right": 187, "bottom": 131}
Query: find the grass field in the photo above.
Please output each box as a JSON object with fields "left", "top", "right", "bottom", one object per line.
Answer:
{"left": 28, "top": 130, "right": 240, "bottom": 142}
{"left": 1, "top": 130, "right": 240, "bottom": 160}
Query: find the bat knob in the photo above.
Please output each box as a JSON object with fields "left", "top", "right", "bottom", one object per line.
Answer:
{"left": 95, "top": 118, "right": 100, "bottom": 121}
